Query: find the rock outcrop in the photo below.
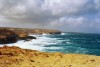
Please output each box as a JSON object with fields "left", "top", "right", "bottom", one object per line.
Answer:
{"left": 0, "top": 46, "right": 100, "bottom": 67}
{"left": 0, "top": 29, "right": 36, "bottom": 44}
{"left": 0, "top": 27, "right": 61, "bottom": 34}
{"left": 25, "top": 29, "right": 61, "bottom": 34}
{"left": 13, "top": 30, "right": 28, "bottom": 39}
{"left": 0, "top": 27, "right": 61, "bottom": 44}
{"left": 0, "top": 29, "right": 18, "bottom": 44}
{"left": 20, "top": 36, "right": 37, "bottom": 41}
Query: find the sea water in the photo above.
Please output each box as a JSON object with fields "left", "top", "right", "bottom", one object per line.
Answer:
{"left": 1, "top": 32, "right": 100, "bottom": 56}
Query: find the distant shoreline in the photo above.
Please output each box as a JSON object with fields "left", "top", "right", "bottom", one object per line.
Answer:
{"left": 0, "top": 27, "right": 61, "bottom": 34}
{"left": 0, "top": 27, "right": 61, "bottom": 44}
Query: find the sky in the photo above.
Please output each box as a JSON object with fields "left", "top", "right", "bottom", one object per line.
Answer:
{"left": 0, "top": 0, "right": 100, "bottom": 33}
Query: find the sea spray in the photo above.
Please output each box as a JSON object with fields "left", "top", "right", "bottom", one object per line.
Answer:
{"left": 1, "top": 33, "right": 100, "bottom": 55}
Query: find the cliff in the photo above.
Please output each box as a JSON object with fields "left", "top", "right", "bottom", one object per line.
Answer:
{"left": 0, "top": 46, "right": 100, "bottom": 67}
{"left": 0, "top": 29, "right": 18, "bottom": 44}
{"left": 0, "top": 29, "right": 36, "bottom": 44}
{"left": 0, "top": 27, "right": 61, "bottom": 44}
{"left": 0, "top": 27, "right": 61, "bottom": 34}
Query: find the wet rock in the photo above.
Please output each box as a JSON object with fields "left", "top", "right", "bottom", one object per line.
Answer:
{"left": 49, "top": 31, "right": 61, "bottom": 34}
{"left": 21, "top": 36, "right": 36, "bottom": 41}
{"left": 27, "top": 36, "right": 36, "bottom": 39}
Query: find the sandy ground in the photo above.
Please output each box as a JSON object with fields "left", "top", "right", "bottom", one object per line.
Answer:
{"left": 0, "top": 46, "right": 100, "bottom": 67}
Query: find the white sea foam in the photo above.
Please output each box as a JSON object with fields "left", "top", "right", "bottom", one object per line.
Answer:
{"left": 0, "top": 34, "right": 63, "bottom": 52}
{"left": 44, "top": 47, "right": 62, "bottom": 50}
{"left": 61, "top": 33, "right": 66, "bottom": 35}
{"left": 42, "top": 33, "right": 50, "bottom": 35}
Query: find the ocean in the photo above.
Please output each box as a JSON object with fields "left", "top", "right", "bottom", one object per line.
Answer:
{"left": 1, "top": 32, "right": 100, "bottom": 56}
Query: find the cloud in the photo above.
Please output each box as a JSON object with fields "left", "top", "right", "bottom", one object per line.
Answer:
{"left": 94, "top": 0, "right": 100, "bottom": 9}
{"left": 50, "top": 16, "right": 100, "bottom": 33}
{"left": 0, "top": 0, "right": 100, "bottom": 33}
{"left": 43, "top": 0, "right": 96, "bottom": 15}
{"left": 0, "top": 0, "right": 98, "bottom": 19}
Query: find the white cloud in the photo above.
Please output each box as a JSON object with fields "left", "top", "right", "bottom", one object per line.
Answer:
{"left": 94, "top": 0, "right": 100, "bottom": 9}
{"left": 43, "top": 0, "right": 90, "bottom": 15}
{"left": 0, "top": 0, "right": 97, "bottom": 18}
{"left": 49, "top": 16, "right": 100, "bottom": 33}
{"left": 0, "top": 0, "right": 100, "bottom": 33}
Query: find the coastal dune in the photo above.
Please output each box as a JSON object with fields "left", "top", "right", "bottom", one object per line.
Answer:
{"left": 0, "top": 46, "right": 100, "bottom": 67}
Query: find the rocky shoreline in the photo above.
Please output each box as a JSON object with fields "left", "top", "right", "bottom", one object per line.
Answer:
{"left": 0, "top": 27, "right": 100, "bottom": 67}
{"left": 0, "top": 27, "right": 61, "bottom": 34}
{"left": 0, "top": 27, "right": 61, "bottom": 44}
{"left": 0, "top": 46, "right": 100, "bottom": 67}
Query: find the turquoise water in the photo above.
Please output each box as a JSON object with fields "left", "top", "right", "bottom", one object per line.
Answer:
{"left": 43, "top": 33, "right": 100, "bottom": 56}
{"left": 3, "top": 32, "right": 100, "bottom": 56}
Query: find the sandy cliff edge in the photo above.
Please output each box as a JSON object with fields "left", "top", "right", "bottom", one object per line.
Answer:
{"left": 0, "top": 46, "right": 100, "bottom": 67}
{"left": 0, "top": 27, "right": 61, "bottom": 34}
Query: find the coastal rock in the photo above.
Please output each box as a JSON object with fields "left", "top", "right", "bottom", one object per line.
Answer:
{"left": 0, "top": 27, "right": 61, "bottom": 44}
{"left": 13, "top": 30, "right": 28, "bottom": 39}
{"left": 26, "top": 36, "right": 36, "bottom": 39}
{"left": 0, "top": 29, "right": 37, "bottom": 44}
{"left": 26, "top": 29, "right": 61, "bottom": 34}
{"left": 13, "top": 30, "right": 36, "bottom": 40}
{"left": 0, "top": 46, "right": 100, "bottom": 67}
{"left": 0, "top": 27, "right": 61, "bottom": 34}
{"left": 20, "top": 36, "right": 36, "bottom": 41}
{"left": 49, "top": 31, "right": 61, "bottom": 34}
{"left": 0, "top": 29, "right": 18, "bottom": 44}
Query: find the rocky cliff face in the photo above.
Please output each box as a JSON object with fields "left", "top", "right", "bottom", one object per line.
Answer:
{"left": 14, "top": 30, "right": 28, "bottom": 38}
{"left": 0, "top": 27, "right": 61, "bottom": 44}
{"left": 0, "top": 29, "right": 18, "bottom": 44}
{"left": 0, "top": 46, "right": 100, "bottom": 67}
{"left": 0, "top": 29, "right": 36, "bottom": 44}
{"left": 25, "top": 29, "right": 61, "bottom": 34}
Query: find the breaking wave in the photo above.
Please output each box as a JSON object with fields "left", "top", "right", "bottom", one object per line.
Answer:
{"left": 1, "top": 33, "right": 100, "bottom": 55}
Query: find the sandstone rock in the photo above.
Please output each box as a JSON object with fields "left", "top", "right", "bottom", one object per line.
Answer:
{"left": 0, "top": 27, "right": 61, "bottom": 34}
{"left": 26, "top": 29, "right": 61, "bottom": 34}
{"left": 13, "top": 30, "right": 28, "bottom": 39}
{"left": 13, "top": 30, "right": 36, "bottom": 41}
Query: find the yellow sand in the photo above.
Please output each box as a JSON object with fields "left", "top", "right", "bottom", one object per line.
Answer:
{"left": 0, "top": 46, "right": 100, "bottom": 67}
